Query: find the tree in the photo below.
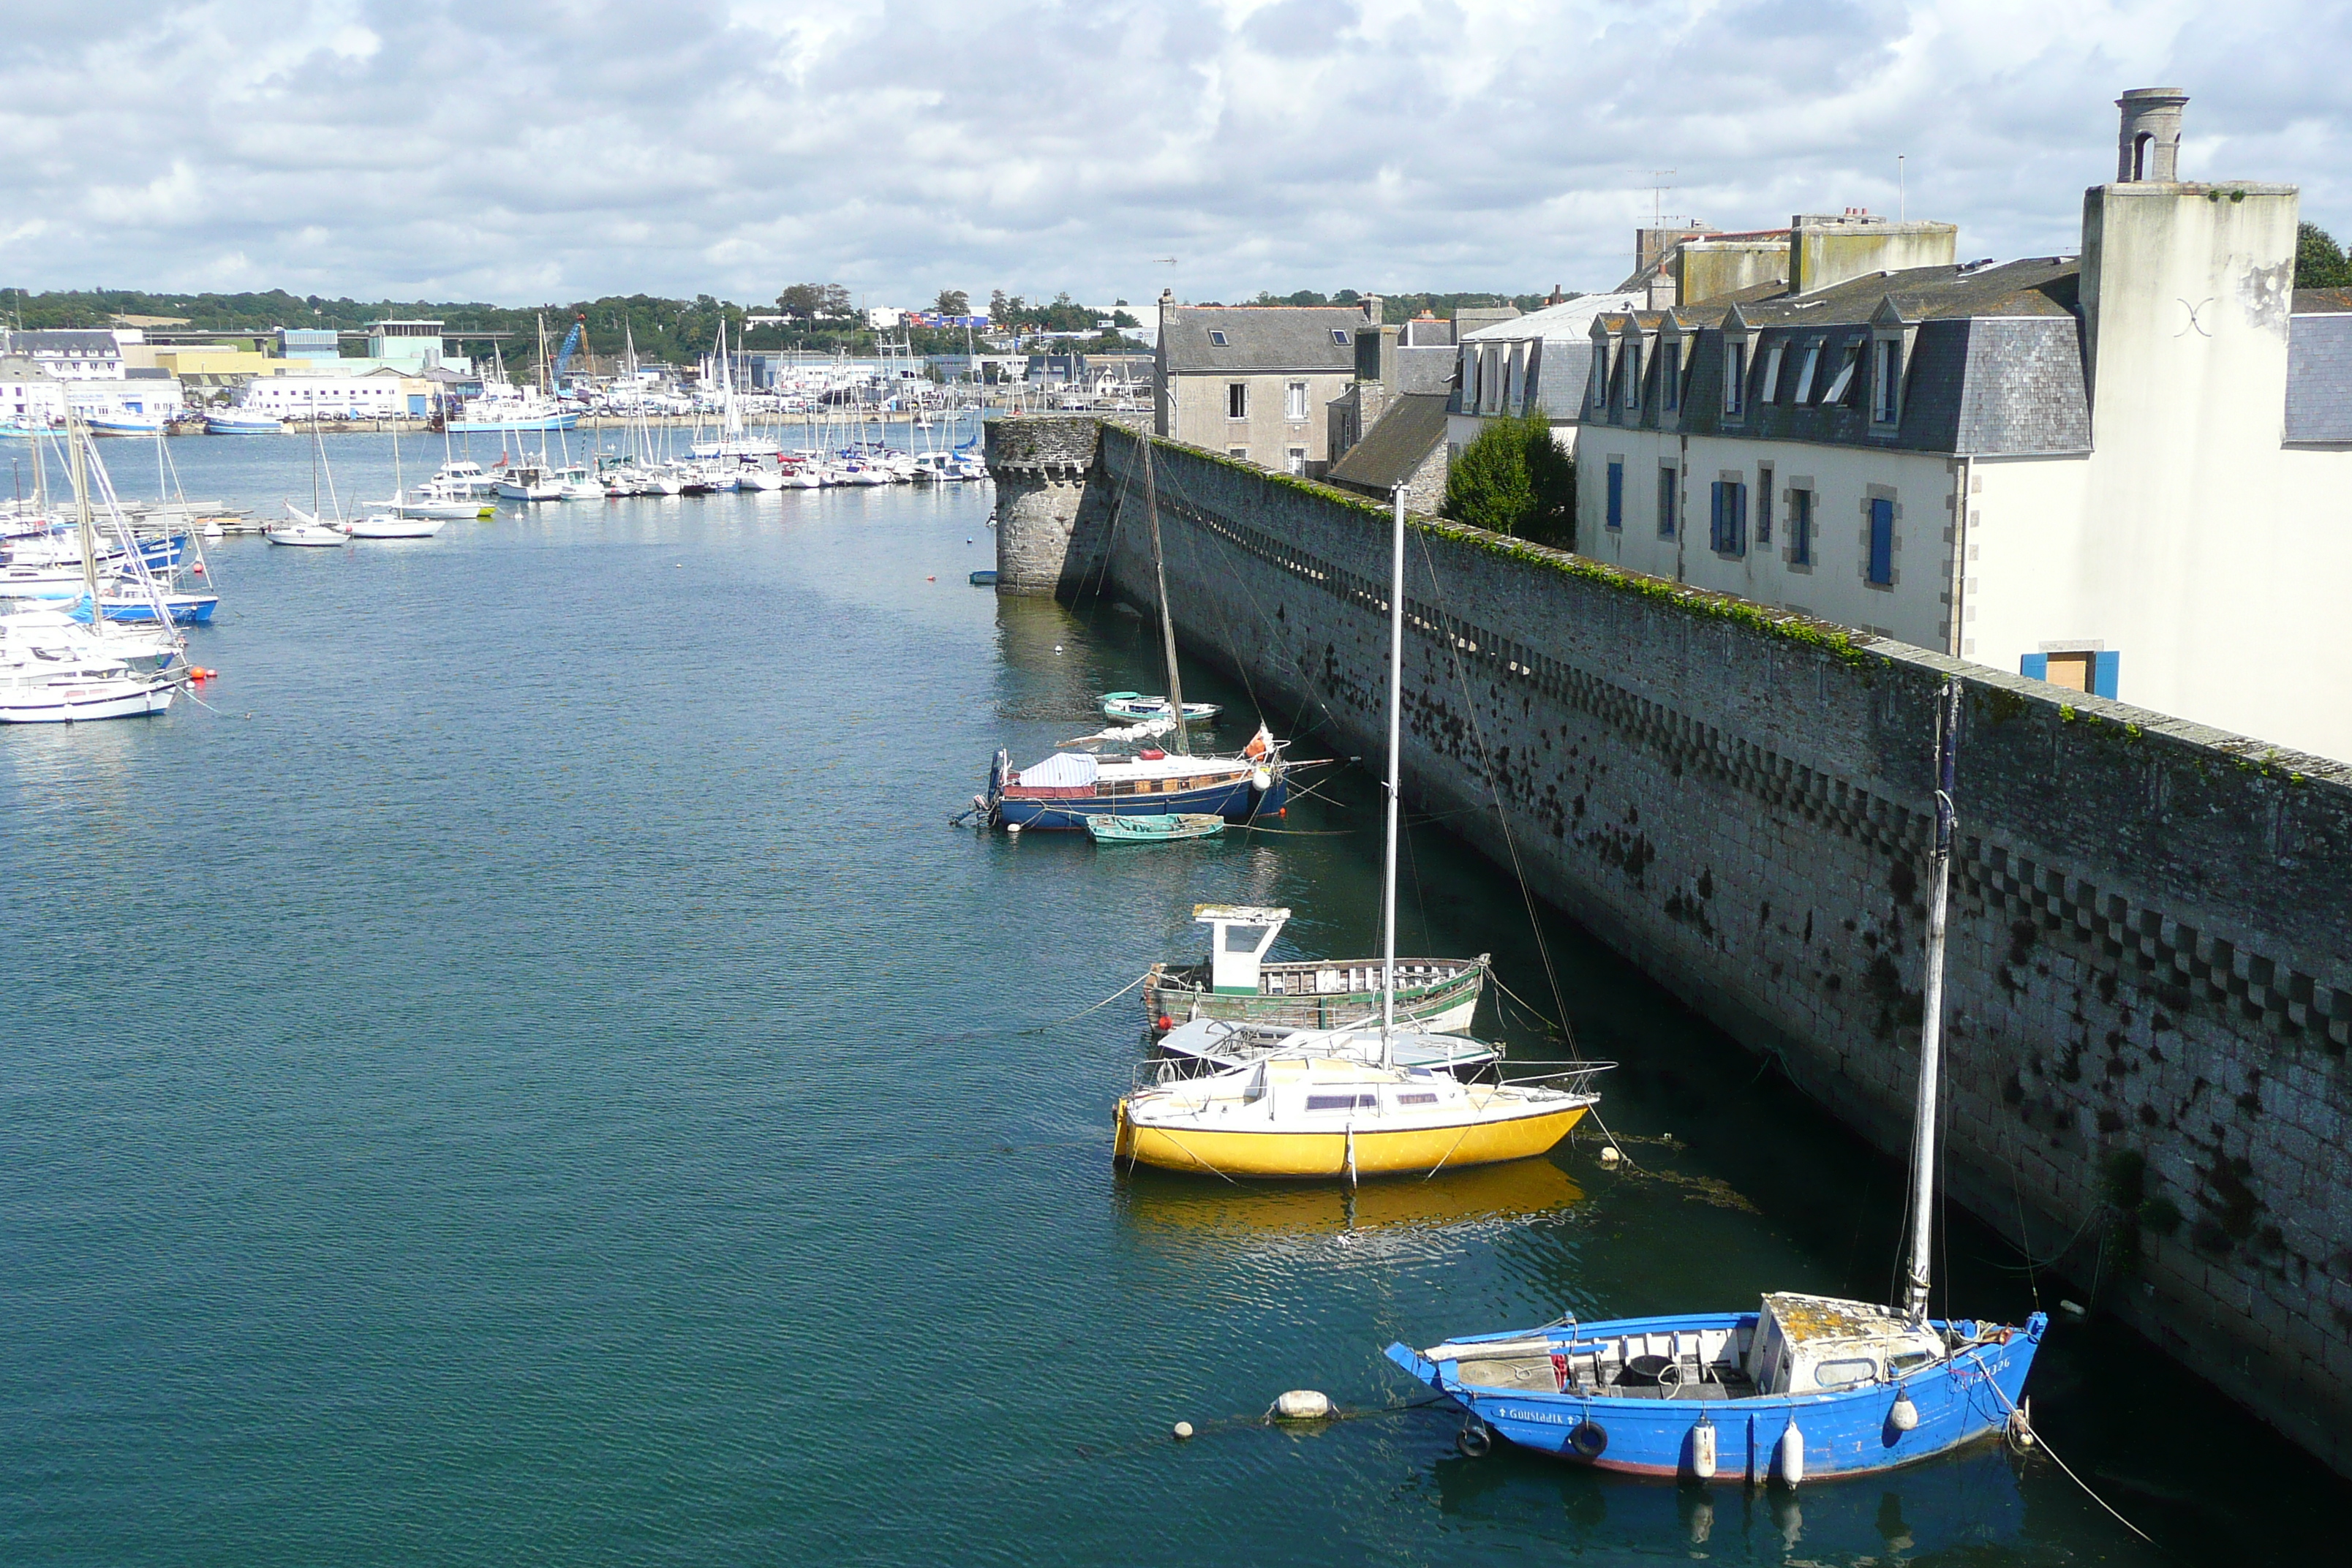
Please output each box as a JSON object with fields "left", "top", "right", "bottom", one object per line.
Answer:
{"left": 776, "top": 282, "right": 851, "bottom": 319}
{"left": 1442, "top": 408, "right": 1575, "bottom": 550}
{"left": 934, "top": 288, "right": 969, "bottom": 316}
{"left": 2296, "top": 223, "right": 2352, "bottom": 289}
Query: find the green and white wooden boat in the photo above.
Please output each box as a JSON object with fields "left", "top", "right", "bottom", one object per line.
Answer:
{"left": 1144, "top": 904, "right": 1490, "bottom": 1036}
{"left": 1101, "top": 690, "right": 1221, "bottom": 723}
{"left": 1086, "top": 812, "right": 1226, "bottom": 844}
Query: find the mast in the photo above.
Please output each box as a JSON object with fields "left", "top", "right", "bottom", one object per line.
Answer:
{"left": 1903, "top": 678, "right": 1962, "bottom": 1322}
{"left": 1142, "top": 434, "right": 1186, "bottom": 755}
{"left": 1381, "top": 486, "right": 1405, "bottom": 1062}
{"left": 68, "top": 410, "right": 99, "bottom": 630}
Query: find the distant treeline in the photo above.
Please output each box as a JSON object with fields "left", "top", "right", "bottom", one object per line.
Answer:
{"left": 0, "top": 285, "right": 1133, "bottom": 369}
{"left": 1226, "top": 289, "right": 1564, "bottom": 320}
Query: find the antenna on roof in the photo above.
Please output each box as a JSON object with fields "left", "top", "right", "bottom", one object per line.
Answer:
{"left": 1899, "top": 154, "right": 1907, "bottom": 222}
{"left": 1647, "top": 170, "right": 1677, "bottom": 229}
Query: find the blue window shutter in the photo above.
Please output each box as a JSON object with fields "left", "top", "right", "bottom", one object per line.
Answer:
{"left": 1867, "top": 497, "right": 1893, "bottom": 584}
{"left": 2093, "top": 650, "right": 2119, "bottom": 699}
{"left": 1708, "top": 482, "right": 1722, "bottom": 550}
{"left": 1607, "top": 461, "right": 1623, "bottom": 529}
{"left": 2021, "top": 654, "right": 2048, "bottom": 682}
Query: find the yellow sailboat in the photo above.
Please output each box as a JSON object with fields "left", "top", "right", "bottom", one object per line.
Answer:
{"left": 1112, "top": 487, "right": 1607, "bottom": 1181}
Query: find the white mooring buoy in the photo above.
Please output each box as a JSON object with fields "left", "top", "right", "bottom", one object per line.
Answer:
{"left": 1599, "top": 1145, "right": 1622, "bottom": 1166}
{"left": 1272, "top": 1390, "right": 1334, "bottom": 1422}
{"left": 1888, "top": 1390, "right": 1920, "bottom": 1432}
{"left": 1172, "top": 1420, "right": 1194, "bottom": 1441}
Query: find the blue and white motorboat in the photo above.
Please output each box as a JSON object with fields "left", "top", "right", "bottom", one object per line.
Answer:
{"left": 206, "top": 411, "right": 284, "bottom": 435}
{"left": 84, "top": 414, "right": 170, "bottom": 437}
{"left": 1387, "top": 681, "right": 2046, "bottom": 1485}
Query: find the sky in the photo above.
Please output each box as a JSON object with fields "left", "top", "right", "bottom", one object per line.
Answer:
{"left": 1, "top": 0, "right": 2346, "bottom": 310}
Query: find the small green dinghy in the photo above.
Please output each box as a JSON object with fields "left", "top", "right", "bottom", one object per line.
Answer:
{"left": 1085, "top": 813, "right": 1226, "bottom": 845}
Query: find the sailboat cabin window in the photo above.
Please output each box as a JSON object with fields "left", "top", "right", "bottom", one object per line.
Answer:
{"left": 1305, "top": 1093, "right": 1380, "bottom": 1112}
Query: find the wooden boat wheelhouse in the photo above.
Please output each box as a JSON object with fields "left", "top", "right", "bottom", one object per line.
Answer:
{"left": 1144, "top": 904, "right": 1488, "bottom": 1037}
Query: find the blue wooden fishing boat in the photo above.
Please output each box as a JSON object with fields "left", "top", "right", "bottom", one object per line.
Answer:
{"left": 1387, "top": 1297, "right": 2043, "bottom": 1482}
{"left": 1086, "top": 812, "right": 1224, "bottom": 843}
{"left": 1388, "top": 681, "right": 2046, "bottom": 1484}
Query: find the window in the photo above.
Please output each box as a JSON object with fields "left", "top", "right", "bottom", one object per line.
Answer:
{"left": 1331, "top": 329, "right": 1351, "bottom": 345}
{"left": 1812, "top": 1359, "right": 1877, "bottom": 1390}
{"left": 1793, "top": 342, "right": 1821, "bottom": 403}
{"left": 1226, "top": 446, "right": 1248, "bottom": 459}
{"left": 1874, "top": 340, "right": 1901, "bottom": 423}
{"left": 1656, "top": 467, "right": 1676, "bottom": 538}
{"left": 1286, "top": 447, "right": 1307, "bottom": 475}
{"left": 1208, "top": 330, "right": 1228, "bottom": 346}
{"left": 1756, "top": 466, "right": 1774, "bottom": 543}
{"left": 1624, "top": 343, "right": 1642, "bottom": 410}
{"left": 1305, "top": 1093, "right": 1380, "bottom": 1112}
{"left": 1226, "top": 382, "right": 1248, "bottom": 419}
{"left": 2023, "top": 650, "right": 2119, "bottom": 698}
{"left": 1662, "top": 341, "right": 1681, "bottom": 410}
{"left": 1285, "top": 381, "right": 1308, "bottom": 421}
{"left": 1790, "top": 488, "right": 1814, "bottom": 565}
{"left": 1710, "top": 480, "right": 1746, "bottom": 555}
{"left": 1823, "top": 344, "right": 1861, "bottom": 405}
{"left": 1867, "top": 497, "right": 1895, "bottom": 585}
{"left": 1759, "top": 344, "right": 1784, "bottom": 404}
{"left": 1723, "top": 339, "right": 1747, "bottom": 415}
{"left": 1605, "top": 460, "right": 1624, "bottom": 530}
{"left": 1591, "top": 343, "right": 1608, "bottom": 410}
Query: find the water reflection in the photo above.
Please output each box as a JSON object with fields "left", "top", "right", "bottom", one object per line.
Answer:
{"left": 1117, "top": 1156, "right": 1585, "bottom": 1249}
{"left": 1429, "top": 1439, "right": 2033, "bottom": 1563}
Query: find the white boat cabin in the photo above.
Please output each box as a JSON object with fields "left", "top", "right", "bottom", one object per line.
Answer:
{"left": 1196, "top": 902, "right": 1289, "bottom": 995}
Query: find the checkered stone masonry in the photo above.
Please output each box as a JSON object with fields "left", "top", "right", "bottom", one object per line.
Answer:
{"left": 1072, "top": 422, "right": 2352, "bottom": 1478}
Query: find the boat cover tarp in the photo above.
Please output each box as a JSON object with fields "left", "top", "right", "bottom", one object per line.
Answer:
{"left": 1016, "top": 751, "right": 1099, "bottom": 788}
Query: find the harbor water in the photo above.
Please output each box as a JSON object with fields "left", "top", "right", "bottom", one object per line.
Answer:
{"left": 2, "top": 431, "right": 2345, "bottom": 1564}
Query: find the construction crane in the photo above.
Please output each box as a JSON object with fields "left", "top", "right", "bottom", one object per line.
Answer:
{"left": 551, "top": 314, "right": 587, "bottom": 382}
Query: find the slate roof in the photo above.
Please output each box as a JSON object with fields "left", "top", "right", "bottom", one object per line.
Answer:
{"left": 5, "top": 330, "right": 121, "bottom": 357}
{"left": 1327, "top": 393, "right": 1449, "bottom": 494}
{"left": 2286, "top": 311, "right": 2352, "bottom": 443}
{"left": 1392, "top": 346, "right": 1456, "bottom": 394}
{"left": 1583, "top": 260, "right": 2091, "bottom": 456}
{"left": 1161, "top": 306, "right": 1362, "bottom": 374}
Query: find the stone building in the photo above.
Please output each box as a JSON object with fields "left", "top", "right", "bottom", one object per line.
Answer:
{"left": 1153, "top": 292, "right": 1359, "bottom": 474}
{"left": 1575, "top": 87, "right": 2352, "bottom": 764}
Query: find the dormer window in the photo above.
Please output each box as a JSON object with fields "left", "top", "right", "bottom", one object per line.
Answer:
{"left": 1624, "top": 341, "right": 1642, "bottom": 411}
{"left": 1872, "top": 338, "right": 1901, "bottom": 423}
{"left": 1759, "top": 343, "right": 1784, "bottom": 404}
{"left": 1723, "top": 339, "right": 1749, "bottom": 416}
{"left": 1662, "top": 340, "right": 1681, "bottom": 411}
{"left": 1591, "top": 342, "right": 1609, "bottom": 410}
{"left": 1793, "top": 340, "right": 1821, "bottom": 403}
{"left": 1208, "top": 330, "right": 1228, "bottom": 346}
{"left": 1822, "top": 342, "right": 1861, "bottom": 404}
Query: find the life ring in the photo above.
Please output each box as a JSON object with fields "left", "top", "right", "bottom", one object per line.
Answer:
{"left": 1457, "top": 1418, "right": 1492, "bottom": 1458}
{"left": 1568, "top": 1420, "right": 1608, "bottom": 1460}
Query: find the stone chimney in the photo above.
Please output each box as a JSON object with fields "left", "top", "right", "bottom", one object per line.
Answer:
{"left": 2117, "top": 88, "right": 2188, "bottom": 182}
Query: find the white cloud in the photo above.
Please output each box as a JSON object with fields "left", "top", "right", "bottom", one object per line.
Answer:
{"left": 0, "top": 0, "right": 2343, "bottom": 306}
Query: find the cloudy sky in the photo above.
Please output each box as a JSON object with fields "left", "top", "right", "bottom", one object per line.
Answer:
{"left": 1, "top": 0, "right": 2345, "bottom": 310}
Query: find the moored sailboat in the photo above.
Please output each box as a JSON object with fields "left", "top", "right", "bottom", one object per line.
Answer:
{"left": 1112, "top": 487, "right": 1606, "bottom": 1180}
{"left": 1385, "top": 681, "right": 2046, "bottom": 1483}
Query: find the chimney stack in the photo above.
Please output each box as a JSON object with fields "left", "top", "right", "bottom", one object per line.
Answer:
{"left": 2117, "top": 88, "right": 2188, "bottom": 182}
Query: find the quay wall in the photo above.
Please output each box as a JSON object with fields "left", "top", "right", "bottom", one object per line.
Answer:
{"left": 987, "top": 414, "right": 2352, "bottom": 1474}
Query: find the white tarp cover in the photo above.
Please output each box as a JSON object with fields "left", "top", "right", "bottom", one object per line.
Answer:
{"left": 1014, "top": 750, "right": 1100, "bottom": 788}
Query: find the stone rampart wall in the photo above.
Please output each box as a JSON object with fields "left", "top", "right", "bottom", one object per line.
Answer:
{"left": 1073, "top": 422, "right": 2352, "bottom": 1474}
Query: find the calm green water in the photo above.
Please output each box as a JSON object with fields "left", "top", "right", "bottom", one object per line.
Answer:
{"left": 1, "top": 431, "right": 2342, "bottom": 1565}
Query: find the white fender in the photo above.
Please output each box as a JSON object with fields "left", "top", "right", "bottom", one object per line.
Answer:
{"left": 1776, "top": 1420, "right": 1805, "bottom": 1488}
{"left": 1888, "top": 1390, "right": 1919, "bottom": 1432}
{"left": 1689, "top": 1415, "right": 1718, "bottom": 1480}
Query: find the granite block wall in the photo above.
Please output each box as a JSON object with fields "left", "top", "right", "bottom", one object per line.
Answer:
{"left": 1047, "top": 421, "right": 2352, "bottom": 1474}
